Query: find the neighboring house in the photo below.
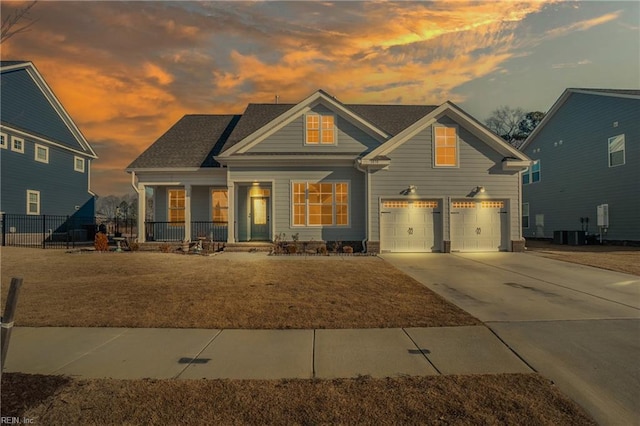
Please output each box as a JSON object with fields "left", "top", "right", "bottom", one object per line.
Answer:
{"left": 0, "top": 61, "right": 98, "bottom": 218}
{"left": 127, "top": 90, "right": 530, "bottom": 252}
{"left": 520, "top": 88, "right": 640, "bottom": 242}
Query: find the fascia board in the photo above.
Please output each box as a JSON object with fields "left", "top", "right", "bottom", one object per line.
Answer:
{"left": 125, "top": 167, "right": 202, "bottom": 173}
{"left": 25, "top": 64, "right": 98, "bottom": 158}
{"left": 0, "top": 124, "right": 98, "bottom": 159}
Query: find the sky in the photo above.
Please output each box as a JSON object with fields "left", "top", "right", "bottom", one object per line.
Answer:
{"left": 1, "top": 0, "right": 638, "bottom": 196}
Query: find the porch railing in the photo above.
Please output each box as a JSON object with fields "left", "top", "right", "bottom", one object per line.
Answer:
{"left": 144, "top": 221, "right": 228, "bottom": 242}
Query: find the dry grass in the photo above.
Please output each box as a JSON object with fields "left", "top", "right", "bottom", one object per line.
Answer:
{"left": 1, "top": 373, "right": 595, "bottom": 425}
{"left": 0, "top": 248, "right": 478, "bottom": 329}
{"left": 526, "top": 240, "right": 640, "bottom": 276}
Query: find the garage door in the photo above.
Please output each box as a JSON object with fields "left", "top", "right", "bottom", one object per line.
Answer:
{"left": 450, "top": 200, "right": 508, "bottom": 252}
{"left": 380, "top": 200, "right": 440, "bottom": 252}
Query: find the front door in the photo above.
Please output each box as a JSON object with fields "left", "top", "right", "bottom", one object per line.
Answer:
{"left": 250, "top": 197, "right": 269, "bottom": 240}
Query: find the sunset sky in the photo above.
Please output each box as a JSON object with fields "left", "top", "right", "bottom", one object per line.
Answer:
{"left": 1, "top": 1, "right": 638, "bottom": 196}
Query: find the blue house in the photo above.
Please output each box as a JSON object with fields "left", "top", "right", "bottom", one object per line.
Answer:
{"left": 1, "top": 61, "right": 98, "bottom": 219}
{"left": 520, "top": 88, "right": 640, "bottom": 242}
{"left": 128, "top": 90, "right": 530, "bottom": 252}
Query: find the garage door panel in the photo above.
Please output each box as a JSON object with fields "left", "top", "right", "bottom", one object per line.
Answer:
{"left": 451, "top": 200, "right": 507, "bottom": 252}
{"left": 380, "top": 200, "right": 440, "bottom": 253}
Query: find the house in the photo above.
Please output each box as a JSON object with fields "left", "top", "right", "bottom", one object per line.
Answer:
{"left": 0, "top": 61, "right": 98, "bottom": 219}
{"left": 520, "top": 88, "right": 640, "bottom": 242}
{"left": 127, "top": 90, "right": 530, "bottom": 252}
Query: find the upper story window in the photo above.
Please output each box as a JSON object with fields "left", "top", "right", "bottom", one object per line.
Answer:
{"left": 168, "top": 189, "right": 186, "bottom": 224}
{"left": 27, "top": 190, "right": 40, "bottom": 215}
{"left": 35, "top": 144, "right": 49, "bottom": 163}
{"left": 292, "top": 181, "right": 349, "bottom": 226}
{"left": 74, "top": 156, "right": 86, "bottom": 173}
{"left": 433, "top": 126, "right": 458, "bottom": 167}
{"left": 523, "top": 160, "right": 540, "bottom": 184}
{"left": 608, "top": 134, "right": 625, "bottom": 167}
{"left": 522, "top": 203, "right": 530, "bottom": 228}
{"left": 0, "top": 132, "right": 7, "bottom": 149}
{"left": 11, "top": 137, "right": 24, "bottom": 153}
{"left": 305, "top": 114, "right": 336, "bottom": 145}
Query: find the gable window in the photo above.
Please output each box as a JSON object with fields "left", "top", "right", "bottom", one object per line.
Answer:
{"left": 212, "top": 190, "right": 228, "bottom": 223}
{"left": 35, "top": 144, "right": 49, "bottom": 163}
{"left": 292, "top": 181, "right": 349, "bottom": 226}
{"left": 0, "top": 132, "right": 7, "bottom": 149}
{"left": 27, "top": 190, "right": 40, "bottom": 215}
{"left": 522, "top": 203, "right": 530, "bottom": 229}
{"left": 168, "top": 189, "right": 185, "bottom": 224}
{"left": 74, "top": 156, "right": 85, "bottom": 172}
{"left": 305, "top": 114, "right": 336, "bottom": 145}
{"left": 608, "top": 134, "right": 625, "bottom": 167}
{"left": 434, "top": 126, "right": 458, "bottom": 167}
{"left": 11, "top": 137, "right": 24, "bottom": 153}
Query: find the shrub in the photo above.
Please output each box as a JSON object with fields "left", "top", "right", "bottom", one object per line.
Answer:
{"left": 129, "top": 241, "right": 140, "bottom": 252}
{"left": 317, "top": 243, "right": 328, "bottom": 255}
{"left": 94, "top": 232, "right": 109, "bottom": 252}
{"left": 343, "top": 245, "right": 354, "bottom": 254}
{"left": 159, "top": 243, "right": 172, "bottom": 253}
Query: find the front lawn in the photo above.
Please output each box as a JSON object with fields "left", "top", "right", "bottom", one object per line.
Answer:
{"left": 0, "top": 248, "right": 478, "bottom": 328}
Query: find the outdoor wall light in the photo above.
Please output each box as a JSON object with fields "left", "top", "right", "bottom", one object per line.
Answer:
{"left": 475, "top": 186, "right": 485, "bottom": 193}
{"left": 409, "top": 185, "right": 417, "bottom": 194}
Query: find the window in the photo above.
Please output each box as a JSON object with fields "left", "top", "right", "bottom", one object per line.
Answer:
{"left": 11, "top": 137, "right": 24, "bottom": 153}
{"left": 35, "top": 144, "right": 49, "bottom": 163}
{"left": 434, "top": 126, "right": 458, "bottom": 167}
{"left": 0, "top": 132, "right": 7, "bottom": 149}
{"left": 305, "top": 114, "right": 335, "bottom": 145}
{"left": 522, "top": 203, "right": 530, "bottom": 228}
{"left": 26, "top": 190, "right": 40, "bottom": 215}
{"left": 168, "top": 189, "right": 185, "bottom": 224}
{"left": 531, "top": 160, "right": 540, "bottom": 182}
{"left": 212, "top": 190, "right": 228, "bottom": 223}
{"left": 292, "top": 181, "right": 349, "bottom": 226}
{"left": 608, "top": 134, "right": 625, "bottom": 167}
{"left": 74, "top": 156, "right": 85, "bottom": 172}
{"left": 523, "top": 161, "right": 540, "bottom": 184}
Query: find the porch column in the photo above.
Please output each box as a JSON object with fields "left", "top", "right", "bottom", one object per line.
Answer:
{"left": 227, "top": 182, "right": 235, "bottom": 243}
{"left": 184, "top": 184, "right": 192, "bottom": 241}
{"left": 137, "top": 184, "right": 146, "bottom": 242}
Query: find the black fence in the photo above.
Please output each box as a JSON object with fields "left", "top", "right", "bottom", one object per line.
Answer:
{"left": 1, "top": 214, "right": 138, "bottom": 249}
{"left": 144, "top": 221, "right": 228, "bottom": 242}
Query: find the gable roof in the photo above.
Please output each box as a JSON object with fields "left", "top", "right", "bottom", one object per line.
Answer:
{"left": 0, "top": 61, "right": 97, "bottom": 158}
{"left": 127, "top": 114, "right": 240, "bottom": 169}
{"left": 520, "top": 88, "right": 640, "bottom": 151}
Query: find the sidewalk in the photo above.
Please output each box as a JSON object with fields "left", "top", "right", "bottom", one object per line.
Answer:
{"left": 3, "top": 326, "right": 532, "bottom": 380}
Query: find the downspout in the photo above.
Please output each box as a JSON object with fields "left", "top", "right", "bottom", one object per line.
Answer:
{"left": 355, "top": 159, "right": 369, "bottom": 253}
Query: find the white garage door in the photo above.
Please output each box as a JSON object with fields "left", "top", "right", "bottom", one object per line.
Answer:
{"left": 380, "top": 200, "right": 440, "bottom": 252}
{"left": 450, "top": 200, "right": 508, "bottom": 252}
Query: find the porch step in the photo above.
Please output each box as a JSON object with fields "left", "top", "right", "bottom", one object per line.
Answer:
{"left": 224, "top": 242, "right": 273, "bottom": 252}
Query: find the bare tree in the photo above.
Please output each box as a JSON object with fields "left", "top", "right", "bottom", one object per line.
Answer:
{"left": 1, "top": 1, "right": 37, "bottom": 44}
{"left": 485, "top": 106, "right": 526, "bottom": 145}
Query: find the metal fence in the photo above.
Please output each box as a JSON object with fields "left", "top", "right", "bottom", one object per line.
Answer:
{"left": 144, "top": 221, "right": 228, "bottom": 242}
{"left": 1, "top": 214, "right": 138, "bottom": 249}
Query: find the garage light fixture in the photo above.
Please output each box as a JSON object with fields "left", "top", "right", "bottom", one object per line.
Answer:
{"left": 475, "top": 186, "right": 485, "bottom": 194}
{"left": 408, "top": 185, "right": 417, "bottom": 194}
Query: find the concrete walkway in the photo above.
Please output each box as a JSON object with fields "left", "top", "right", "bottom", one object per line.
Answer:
{"left": 4, "top": 325, "right": 532, "bottom": 380}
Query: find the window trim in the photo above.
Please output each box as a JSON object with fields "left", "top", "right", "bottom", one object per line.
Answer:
{"left": 432, "top": 124, "right": 459, "bottom": 168}
{"left": 531, "top": 160, "right": 541, "bottom": 183}
{"left": 26, "top": 190, "right": 40, "bottom": 215}
{"left": 304, "top": 113, "right": 337, "bottom": 146}
{"left": 608, "top": 134, "right": 625, "bottom": 167}
{"left": 0, "top": 132, "right": 7, "bottom": 149}
{"left": 74, "top": 156, "right": 86, "bottom": 173}
{"left": 290, "top": 180, "right": 350, "bottom": 227}
{"left": 11, "top": 136, "right": 24, "bottom": 153}
{"left": 522, "top": 202, "right": 530, "bottom": 229}
{"left": 34, "top": 144, "right": 49, "bottom": 163}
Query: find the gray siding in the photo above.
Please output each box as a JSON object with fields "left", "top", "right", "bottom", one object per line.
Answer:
{"left": 1, "top": 68, "right": 84, "bottom": 151}
{"left": 0, "top": 131, "right": 93, "bottom": 216}
{"left": 246, "top": 105, "right": 380, "bottom": 155}
{"left": 523, "top": 93, "right": 640, "bottom": 241}
{"left": 230, "top": 166, "right": 366, "bottom": 242}
{"left": 370, "top": 116, "right": 521, "bottom": 242}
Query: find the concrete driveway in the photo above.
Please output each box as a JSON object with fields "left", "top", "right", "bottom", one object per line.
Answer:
{"left": 381, "top": 252, "right": 640, "bottom": 426}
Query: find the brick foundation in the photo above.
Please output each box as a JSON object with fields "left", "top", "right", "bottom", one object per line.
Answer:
{"left": 366, "top": 241, "right": 380, "bottom": 253}
{"left": 511, "top": 239, "right": 526, "bottom": 252}
{"left": 442, "top": 240, "right": 451, "bottom": 253}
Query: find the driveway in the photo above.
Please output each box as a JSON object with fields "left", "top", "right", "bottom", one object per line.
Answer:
{"left": 381, "top": 252, "right": 640, "bottom": 426}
